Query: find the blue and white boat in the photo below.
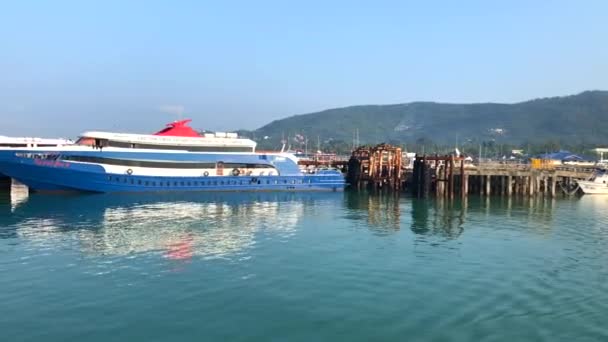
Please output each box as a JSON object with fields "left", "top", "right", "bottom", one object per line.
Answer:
{"left": 0, "top": 120, "right": 345, "bottom": 193}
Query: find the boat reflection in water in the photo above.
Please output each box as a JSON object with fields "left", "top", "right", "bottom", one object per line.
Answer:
{"left": 10, "top": 180, "right": 29, "bottom": 212}
{"left": 5, "top": 192, "right": 318, "bottom": 260}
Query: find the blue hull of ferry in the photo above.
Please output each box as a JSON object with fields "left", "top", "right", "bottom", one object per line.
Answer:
{"left": 0, "top": 154, "right": 345, "bottom": 193}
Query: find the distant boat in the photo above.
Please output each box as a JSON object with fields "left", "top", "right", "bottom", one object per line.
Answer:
{"left": 0, "top": 119, "right": 345, "bottom": 193}
{"left": 0, "top": 135, "right": 73, "bottom": 148}
{"left": 577, "top": 168, "right": 608, "bottom": 194}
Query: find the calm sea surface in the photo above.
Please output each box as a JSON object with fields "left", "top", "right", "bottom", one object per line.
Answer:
{"left": 1, "top": 188, "right": 608, "bottom": 342}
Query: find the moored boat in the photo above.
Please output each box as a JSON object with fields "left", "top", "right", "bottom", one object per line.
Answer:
{"left": 0, "top": 120, "right": 345, "bottom": 193}
{"left": 577, "top": 168, "right": 608, "bottom": 194}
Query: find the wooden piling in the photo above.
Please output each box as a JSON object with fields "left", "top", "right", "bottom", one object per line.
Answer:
{"left": 485, "top": 175, "right": 491, "bottom": 196}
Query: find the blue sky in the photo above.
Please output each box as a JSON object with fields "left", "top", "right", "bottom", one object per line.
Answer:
{"left": 1, "top": 0, "right": 607, "bottom": 137}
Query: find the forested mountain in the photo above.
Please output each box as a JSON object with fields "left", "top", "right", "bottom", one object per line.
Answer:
{"left": 241, "top": 91, "right": 608, "bottom": 153}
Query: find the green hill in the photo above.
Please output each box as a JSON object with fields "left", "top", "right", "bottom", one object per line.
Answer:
{"left": 244, "top": 91, "right": 608, "bottom": 152}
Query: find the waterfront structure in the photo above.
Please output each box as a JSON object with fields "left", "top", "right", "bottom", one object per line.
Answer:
{"left": 411, "top": 156, "right": 593, "bottom": 198}
{"left": 593, "top": 148, "right": 608, "bottom": 166}
{"left": 0, "top": 120, "right": 345, "bottom": 193}
{"left": 347, "top": 144, "right": 403, "bottom": 190}
{"left": 535, "top": 151, "right": 591, "bottom": 166}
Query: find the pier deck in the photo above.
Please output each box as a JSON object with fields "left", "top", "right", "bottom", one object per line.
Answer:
{"left": 414, "top": 158, "right": 593, "bottom": 198}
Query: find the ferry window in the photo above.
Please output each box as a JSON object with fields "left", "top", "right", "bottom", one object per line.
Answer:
{"left": 274, "top": 180, "right": 278, "bottom": 184}
{"left": 107, "top": 140, "right": 132, "bottom": 148}
{"left": 220, "top": 181, "right": 224, "bottom": 185}
{"left": 145, "top": 181, "right": 149, "bottom": 186}
{"left": 152, "top": 181, "right": 156, "bottom": 186}
{"left": 266, "top": 180, "right": 270, "bottom": 184}
{"left": 291, "top": 180, "right": 295, "bottom": 184}
{"left": 59, "top": 155, "right": 217, "bottom": 169}
{"left": 130, "top": 179, "right": 134, "bottom": 184}
{"left": 138, "top": 180, "right": 142, "bottom": 185}
{"left": 194, "top": 181, "right": 198, "bottom": 186}
{"left": 76, "top": 137, "right": 95, "bottom": 146}
{"left": 213, "top": 181, "right": 217, "bottom": 185}
{"left": 284, "top": 180, "right": 288, "bottom": 184}
{"left": 180, "top": 181, "right": 185, "bottom": 186}
{"left": 107, "top": 176, "right": 112, "bottom": 181}
{"left": 174, "top": 181, "right": 178, "bottom": 186}
{"left": 187, "top": 182, "right": 191, "bottom": 186}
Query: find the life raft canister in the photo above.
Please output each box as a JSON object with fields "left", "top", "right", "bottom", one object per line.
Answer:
{"left": 203, "top": 171, "right": 209, "bottom": 177}
{"left": 232, "top": 168, "right": 240, "bottom": 176}
{"left": 126, "top": 169, "right": 133, "bottom": 175}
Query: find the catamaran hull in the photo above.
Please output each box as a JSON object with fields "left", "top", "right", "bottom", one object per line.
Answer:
{"left": 0, "top": 160, "right": 345, "bottom": 193}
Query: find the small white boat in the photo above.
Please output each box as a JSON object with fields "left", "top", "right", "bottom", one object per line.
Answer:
{"left": 578, "top": 169, "right": 608, "bottom": 194}
{"left": 0, "top": 135, "right": 73, "bottom": 148}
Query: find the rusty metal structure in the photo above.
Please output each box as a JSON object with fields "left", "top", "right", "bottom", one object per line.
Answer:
{"left": 346, "top": 143, "right": 403, "bottom": 190}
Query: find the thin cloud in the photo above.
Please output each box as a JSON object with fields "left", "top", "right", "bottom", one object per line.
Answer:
{"left": 158, "top": 105, "right": 185, "bottom": 116}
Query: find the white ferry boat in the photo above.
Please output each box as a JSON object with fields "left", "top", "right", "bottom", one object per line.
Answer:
{"left": 0, "top": 119, "right": 345, "bottom": 193}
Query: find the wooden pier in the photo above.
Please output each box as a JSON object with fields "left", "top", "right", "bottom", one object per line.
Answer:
{"left": 411, "top": 156, "right": 593, "bottom": 198}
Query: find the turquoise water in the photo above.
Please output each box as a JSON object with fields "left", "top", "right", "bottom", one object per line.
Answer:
{"left": 1, "top": 189, "right": 608, "bottom": 341}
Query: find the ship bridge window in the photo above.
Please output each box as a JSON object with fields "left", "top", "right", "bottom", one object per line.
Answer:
{"left": 76, "top": 137, "right": 109, "bottom": 148}
{"left": 75, "top": 137, "right": 95, "bottom": 146}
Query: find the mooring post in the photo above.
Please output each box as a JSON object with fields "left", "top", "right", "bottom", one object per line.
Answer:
{"left": 448, "top": 156, "right": 454, "bottom": 198}
{"left": 529, "top": 175, "right": 534, "bottom": 197}
{"left": 485, "top": 175, "right": 491, "bottom": 196}
{"left": 422, "top": 155, "right": 428, "bottom": 198}
{"left": 507, "top": 175, "right": 512, "bottom": 196}
{"left": 460, "top": 159, "right": 465, "bottom": 197}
